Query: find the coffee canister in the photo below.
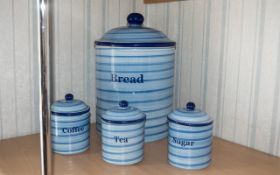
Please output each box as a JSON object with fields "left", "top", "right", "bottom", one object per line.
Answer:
{"left": 51, "top": 93, "right": 90, "bottom": 155}
{"left": 95, "top": 13, "right": 176, "bottom": 142}
{"left": 101, "top": 100, "right": 146, "bottom": 165}
{"left": 168, "top": 102, "right": 213, "bottom": 170}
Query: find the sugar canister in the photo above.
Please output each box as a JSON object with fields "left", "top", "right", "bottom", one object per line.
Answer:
{"left": 95, "top": 13, "right": 176, "bottom": 142}
{"left": 51, "top": 93, "right": 90, "bottom": 155}
{"left": 168, "top": 102, "right": 213, "bottom": 170}
{"left": 101, "top": 100, "right": 146, "bottom": 165}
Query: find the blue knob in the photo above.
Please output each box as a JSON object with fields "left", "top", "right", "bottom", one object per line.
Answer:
{"left": 127, "top": 13, "right": 144, "bottom": 26}
{"left": 186, "top": 102, "right": 195, "bottom": 111}
{"left": 119, "top": 100, "right": 128, "bottom": 108}
{"left": 65, "top": 93, "right": 74, "bottom": 101}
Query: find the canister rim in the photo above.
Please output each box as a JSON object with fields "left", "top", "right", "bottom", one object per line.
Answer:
{"left": 95, "top": 41, "right": 176, "bottom": 47}
{"left": 168, "top": 117, "right": 213, "bottom": 127}
{"left": 51, "top": 107, "right": 90, "bottom": 116}
{"left": 101, "top": 114, "right": 146, "bottom": 124}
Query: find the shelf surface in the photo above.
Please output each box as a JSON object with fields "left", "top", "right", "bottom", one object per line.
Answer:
{"left": 0, "top": 124, "right": 279, "bottom": 175}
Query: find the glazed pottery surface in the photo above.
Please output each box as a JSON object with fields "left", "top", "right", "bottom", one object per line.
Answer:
{"left": 95, "top": 13, "right": 176, "bottom": 142}
{"left": 168, "top": 102, "right": 213, "bottom": 170}
{"left": 51, "top": 94, "right": 90, "bottom": 155}
{"left": 101, "top": 100, "right": 146, "bottom": 165}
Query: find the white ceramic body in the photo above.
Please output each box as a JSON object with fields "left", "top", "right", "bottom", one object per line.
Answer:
{"left": 96, "top": 46, "right": 175, "bottom": 142}
{"left": 101, "top": 121, "right": 145, "bottom": 165}
{"left": 51, "top": 112, "right": 90, "bottom": 155}
{"left": 168, "top": 121, "right": 213, "bottom": 170}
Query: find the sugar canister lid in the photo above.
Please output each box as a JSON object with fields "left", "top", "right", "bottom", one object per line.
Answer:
{"left": 168, "top": 102, "right": 213, "bottom": 126}
{"left": 95, "top": 13, "right": 175, "bottom": 47}
{"left": 101, "top": 100, "right": 146, "bottom": 124}
{"left": 51, "top": 93, "right": 90, "bottom": 116}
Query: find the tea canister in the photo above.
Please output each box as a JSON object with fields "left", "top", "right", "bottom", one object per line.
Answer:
{"left": 51, "top": 94, "right": 90, "bottom": 155}
{"left": 101, "top": 100, "right": 146, "bottom": 165}
{"left": 95, "top": 13, "right": 176, "bottom": 142}
{"left": 168, "top": 102, "right": 213, "bottom": 170}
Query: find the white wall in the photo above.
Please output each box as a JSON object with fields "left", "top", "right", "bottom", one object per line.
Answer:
{"left": 0, "top": 0, "right": 39, "bottom": 139}
{"left": 0, "top": 0, "right": 280, "bottom": 157}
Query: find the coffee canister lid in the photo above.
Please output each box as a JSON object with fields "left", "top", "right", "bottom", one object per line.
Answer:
{"left": 51, "top": 93, "right": 90, "bottom": 116}
{"left": 95, "top": 13, "right": 175, "bottom": 47}
{"left": 168, "top": 102, "right": 213, "bottom": 126}
{"left": 101, "top": 100, "right": 146, "bottom": 124}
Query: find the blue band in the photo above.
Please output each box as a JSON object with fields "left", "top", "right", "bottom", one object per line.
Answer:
{"left": 51, "top": 108, "right": 90, "bottom": 116}
{"left": 168, "top": 117, "right": 213, "bottom": 127}
{"left": 95, "top": 41, "right": 176, "bottom": 47}
{"left": 101, "top": 117, "right": 146, "bottom": 124}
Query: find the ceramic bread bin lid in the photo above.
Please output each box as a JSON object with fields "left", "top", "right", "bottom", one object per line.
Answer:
{"left": 168, "top": 102, "right": 212, "bottom": 126}
{"left": 95, "top": 13, "right": 175, "bottom": 47}
{"left": 101, "top": 100, "right": 146, "bottom": 124}
{"left": 51, "top": 93, "right": 90, "bottom": 115}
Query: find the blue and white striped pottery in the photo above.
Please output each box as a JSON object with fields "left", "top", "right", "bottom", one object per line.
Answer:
{"left": 101, "top": 100, "right": 146, "bottom": 165}
{"left": 168, "top": 102, "right": 213, "bottom": 170}
{"left": 95, "top": 13, "right": 176, "bottom": 142}
{"left": 51, "top": 94, "right": 90, "bottom": 155}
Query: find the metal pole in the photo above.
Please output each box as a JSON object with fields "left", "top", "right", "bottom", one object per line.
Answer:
{"left": 38, "top": 0, "right": 52, "bottom": 174}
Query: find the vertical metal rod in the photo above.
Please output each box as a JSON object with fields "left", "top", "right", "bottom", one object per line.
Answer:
{"left": 38, "top": 0, "right": 52, "bottom": 174}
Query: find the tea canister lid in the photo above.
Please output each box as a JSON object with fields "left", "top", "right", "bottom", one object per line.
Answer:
{"left": 168, "top": 102, "right": 213, "bottom": 126}
{"left": 95, "top": 13, "right": 175, "bottom": 47}
{"left": 101, "top": 100, "right": 146, "bottom": 124}
{"left": 51, "top": 93, "right": 90, "bottom": 115}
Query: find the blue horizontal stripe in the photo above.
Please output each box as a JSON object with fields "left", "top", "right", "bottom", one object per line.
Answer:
{"left": 144, "top": 104, "right": 172, "bottom": 113}
{"left": 145, "top": 130, "right": 167, "bottom": 137}
{"left": 101, "top": 125, "right": 144, "bottom": 132}
{"left": 108, "top": 30, "right": 161, "bottom": 34}
{"left": 52, "top": 136, "right": 89, "bottom": 145}
{"left": 96, "top": 60, "right": 174, "bottom": 66}
{"left": 105, "top": 31, "right": 161, "bottom": 34}
{"left": 97, "top": 95, "right": 172, "bottom": 104}
{"left": 104, "top": 34, "right": 165, "bottom": 37}
{"left": 53, "top": 101, "right": 83, "bottom": 107}
{"left": 103, "top": 36, "right": 165, "bottom": 40}
{"left": 103, "top": 154, "right": 144, "bottom": 163}
{"left": 96, "top": 75, "right": 173, "bottom": 82}
{"left": 169, "top": 158, "right": 211, "bottom": 168}
{"left": 105, "top": 30, "right": 161, "bottom": 34}
{"left": 102, "top": 132, "right": 144, "bottom": 140}
{"left": 169, "top": 135, "right": 213, "bottom": 142}
{"left": 96, "top": 47, "right": 174, "bottom": 50}
{"left": 101, "top": 117, "right": 145, "bottom": 124}
{"left": 96, "top": 53, "right": 174, "bottom": 58}
{"left": 51, "top": 108, "right": 90, "bottom": 116}
{"left": 96, "top": 85, "right": 173, "bottom": 94}
{"left": 98, "top": 104, "right": 169, "bottom": 114}
{"left": 52, "top": 144, "right": 89, "bottom": 153}
{"left": 145, "top": 123, "right": 167, "bottom": 129}
{"left": 169, "top": 143, "right": 212, "bottom": 150}
{"left": 52, "top": 129, "right": 89, "bottom": 137}
{"left": 51, "top": 117, "right": 89, "bottom": 123}
{"left": 51, "top": 123, "right": 89, "bottom": 129}
{"left": 168, "top": 118, "right": 213, "bottom": 127}
{"left": 169, "top": 151, "right": 212, "bottom": 159}
{"left": 95, "top": 41, "right": 176, "bottom": 47}
{"left": 96, "top": 66, "right": 173, "bottom": 73}
{"left": 102, "top": 147, "right": 144, "bottom": 155}
{"left": 102, "top": 139, "right": 144, "bottom": 148}
{"left": 169, "top": 127, "right": 213, "bottom": 134}
{"left": 146, "top": 115, "right": 167, "bottom": 121}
